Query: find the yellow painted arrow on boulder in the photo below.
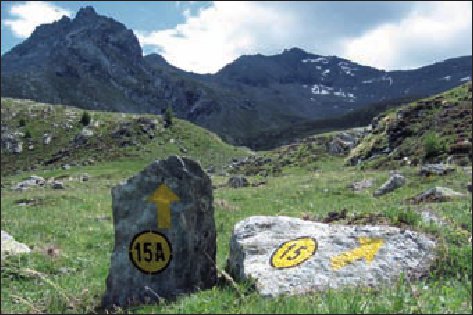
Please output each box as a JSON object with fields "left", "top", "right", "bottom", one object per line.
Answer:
{"left": 330, "top": 237, "right": 384, "bottom": 270}
{"left": 147, "top": 184, "right": 180, "bottom": 229}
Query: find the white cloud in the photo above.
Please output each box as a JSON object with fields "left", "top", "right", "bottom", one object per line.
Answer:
{"left": 135, "top": 1, "right": 472, "bottom": 73}
{"left": 136, "top": 2, "right": 296, "bottom": 73}
{"left": 341, "top": 1, "right": 472, "bottom": 70}
{"left": 3, "top": 1, "right": 71, "bottom": 38}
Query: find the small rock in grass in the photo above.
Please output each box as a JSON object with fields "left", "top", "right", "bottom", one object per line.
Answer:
{"left": 51, "top": 180, "right": 64, "bottom": 189}
{"left": 373, "top": 173, "right": 405, "bottom": 196}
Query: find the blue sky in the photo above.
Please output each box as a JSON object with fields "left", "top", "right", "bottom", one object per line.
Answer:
{"left": 1, "top": 1, "right": 472, "bottom": 73}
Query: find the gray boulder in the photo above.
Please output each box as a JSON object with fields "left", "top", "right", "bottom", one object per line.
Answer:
{"left": 43, "top": 133, "right": 52, "bottom": 145}
{"left": 51, "top": 180, "right": 65, "bottom": 189}
{"left": 228, "top": 176, "right": 249, "bottom": 188}
{"left": 102, "top": 156, "right": 216, "bottom": 308}
{"left": 420, "top": 164, "right": 455, "bottom": 177}
{"left": 227, "top": 216, "right": 436, "bottom": 297}
{"left": 373, "top": 173, "right": 405, "bottom": 196}
{"left": 13, "top": 175, "right": 45, "bottom": 191}
{"left": 1, "top": 230, "right": 31, "bottom": 258}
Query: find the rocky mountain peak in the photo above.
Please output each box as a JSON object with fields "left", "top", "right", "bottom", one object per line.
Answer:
{"left": 282, "top": 47, "right": 309, "bottom": 57}
{"left": 75, "top": 6, "right": 98, "bottom": 19}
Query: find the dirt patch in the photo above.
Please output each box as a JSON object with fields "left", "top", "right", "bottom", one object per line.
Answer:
{"left": 214, "top": 199, "right": 240, "bottom": 211}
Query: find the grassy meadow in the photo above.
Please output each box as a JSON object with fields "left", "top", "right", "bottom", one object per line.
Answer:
{"left": 1, "top": 97, "right": 472, "bottom": 313}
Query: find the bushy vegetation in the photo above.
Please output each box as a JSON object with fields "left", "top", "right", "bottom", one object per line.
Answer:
{"left": 423, "top": 131, "right": 447, "bottom": 159}
{"left": 164, "top": 105, "right": 173, "bottom": 128}
{"left": 80, "top": 111, "right": 91, "bottom": 126}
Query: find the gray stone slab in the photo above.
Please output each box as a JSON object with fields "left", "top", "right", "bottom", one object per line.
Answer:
{"left": 227, "top": 216, "right": 436, "bottom": 297}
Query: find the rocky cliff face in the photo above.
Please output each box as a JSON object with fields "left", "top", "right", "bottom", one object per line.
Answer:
{"left": 1, "top": 7, "right": 223, "bottom": 119}
{"left": 2, "top": 6, "right": 472, "bottom": 149}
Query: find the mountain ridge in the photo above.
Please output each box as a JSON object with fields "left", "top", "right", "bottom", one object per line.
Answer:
{"left": 1, "top": 6, "right": 471, "bottom": 149}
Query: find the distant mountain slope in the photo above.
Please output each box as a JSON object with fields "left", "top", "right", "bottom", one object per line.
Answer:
{"left": 1, "top": 6, "right": 471, "bottom": 149}
{"left": 0, "top": 97, "right": 250, "bottom": 176}
{"left": 347, "top": 82, "right": 472, "bottom": 168}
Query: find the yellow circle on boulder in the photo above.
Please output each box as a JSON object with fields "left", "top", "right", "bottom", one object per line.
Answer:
{"left": 129, "top": 231, "right": 172, "bottom": 274}
{"left": 270, "top": 237, "right": 317, "bottom": 269}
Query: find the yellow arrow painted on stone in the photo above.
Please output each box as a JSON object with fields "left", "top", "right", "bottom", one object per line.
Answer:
{"left": 147, "top": 184, "right": 180, "bottom": 229}
{"left": 330, "top": 237, "right": 384, "bottom": 271}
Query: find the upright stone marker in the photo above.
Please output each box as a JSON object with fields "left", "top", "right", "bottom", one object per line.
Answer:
{"left": 102, "top": 156, "right": 216, "bottom": 308}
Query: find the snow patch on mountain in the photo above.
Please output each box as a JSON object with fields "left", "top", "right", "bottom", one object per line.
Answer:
{"left": 338, "top": 61, "right": 356, "bottom": 76}
{"left": 302, "top": 57, "right": 329, "bottom": 64}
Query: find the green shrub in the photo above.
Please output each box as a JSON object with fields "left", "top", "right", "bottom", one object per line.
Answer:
{"left": 80, "top": 111, "right": 91, "bottom": 126}
{"left": 423, "top": 132, "right": 446, "bottom": 158}
{"left": 164, "top": 105, "right": 173, "bottom": 128}
{"left": 18, "top": 119, "right": 26, "bottom": 127}
{"left": 24, "top": 130, "right": 32, "bottom": 139}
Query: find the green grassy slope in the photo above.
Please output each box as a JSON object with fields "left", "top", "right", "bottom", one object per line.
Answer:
{"left": 347, "top": 82, "right": 472, "bottom": 169}
{"left": 1, "top": 98, "right": 471, "bottom": 313}
{"left": 1, "top": 98, "right": 251, "bottom": 176}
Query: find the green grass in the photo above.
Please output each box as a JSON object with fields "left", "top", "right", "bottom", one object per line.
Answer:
{"left": 1, "top": 154, "right": 471, "bottom": 313}
{"left": 1, "top": 98, "right": 472, "bottom": 313}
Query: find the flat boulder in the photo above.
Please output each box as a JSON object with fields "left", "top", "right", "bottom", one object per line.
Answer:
{"left": 13, "top": 175, "right": 45, "bottom": 191}
{"left": 1, "top": 230, "right": 31, "bottom": 258}
{"left": 419, "top": 164, "right": 454, "bottom": 177}
{"left": 227, "top": 216, "right": 436, "bottom": 297}
{"left": 407, "top": 187, "right": 465, "bottom": 204}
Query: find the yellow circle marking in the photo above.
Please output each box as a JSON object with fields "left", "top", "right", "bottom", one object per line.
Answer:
{"left": 270, "top": 237, "right": 318, "bottom": 269}
{"left": 129, "top": 231, "right": 172, "bottom": 274}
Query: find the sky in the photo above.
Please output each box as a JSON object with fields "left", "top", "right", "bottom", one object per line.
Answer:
{"left": 1, "top": 1, "right": 472, "bottom": 74}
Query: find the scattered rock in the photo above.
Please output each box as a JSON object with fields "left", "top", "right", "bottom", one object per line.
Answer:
{"left": 227, "top": 216, "right": 436, "bottom": 297}
{"left": 80, "top": 127, "right": 94, "bottom": 137}
{"left": 228, "top": 176, "right": 249, "bottom": 188}
{"left": 111, "top": 123, "right": 133, "bottom": 138}
{"left": 419, "top": 164, "right": 455, "bottom": 177}
{"left": 43, "top": 133, "right": 52, "bottom": 145}
{"left": 206, "top": 165, "right": 215, "bottom": 174}
{"left": 15, "top": 198, "right": 43, "bottom": 206}
{"left": 61, "top": 164, "right": 71, "bottom": 170}
{"left": 1, "top": 133, "right": 23, "bottom": 153}
{"left": 407, "top": 187, "right": 465, "bottom": 204}
{"left": 13, "top": 176, "right": 45, "bottom": 191}
{"left": 102, "top": 156, "right": 216, "bottom": 308}
{"left": 1, "top": 230, "right": 31, "bottom": 258}
{"left": 418, "top": 209, "right": 447, "bottom": 226}
{"left": 322, "top": 208, "right": 348, "bottom": 223}
{"left": 348, "top": 179, "right": 373, "bottom": 192}
{"left": 373, "top": 173, "right": 405, "bottom": 196}
{"left": 51, "top": 180, "right": 64, "bottom": 189}
{"left": 80, "top": 173, "right": 90, "bottom": 182}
